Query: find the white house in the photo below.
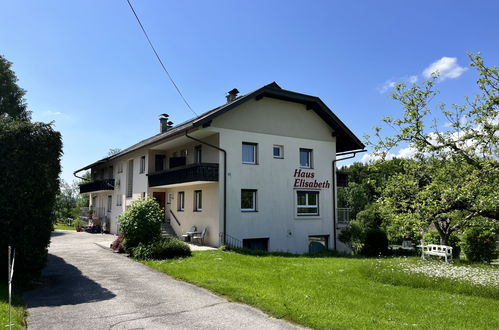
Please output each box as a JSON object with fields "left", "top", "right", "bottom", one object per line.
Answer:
{"left": 75, "top": 82, "right": 364, "bottom": 254}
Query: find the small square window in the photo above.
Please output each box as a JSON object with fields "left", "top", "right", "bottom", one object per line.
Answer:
{"left": 139, "top": 156, "right": 146, "bottom": 173}
{"left": 194, "top": 190, "right": 202, "bottom": 211}
{"left": 241, "top": 189, "right": 257, "bottom": 211}
{"left": 299, "top": 148, "right": 313, "bottom": 168}
{"left": 242, "top": 142, "right": 257, "bottom": 164}
{"left": 273, "top": 145, "right": 283, "bottom": 159}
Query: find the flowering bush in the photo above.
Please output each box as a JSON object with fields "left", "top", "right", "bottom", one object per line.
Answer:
{"left": 118, "top": 197, "right": 163, "bottom": 250}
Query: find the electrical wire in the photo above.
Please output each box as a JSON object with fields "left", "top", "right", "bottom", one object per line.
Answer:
{"left": 126, "top": 0, "right": 198, "bottom": 117}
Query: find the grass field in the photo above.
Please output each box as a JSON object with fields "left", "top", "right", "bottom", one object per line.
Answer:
{"left": 143, "top": 251, "right": 499, "bottom": 330}
{"left": 0, "top": 285, "right": 25, "bottom": 329}
{"left": 53, "top": 223, "right": 75, "bottom": 231}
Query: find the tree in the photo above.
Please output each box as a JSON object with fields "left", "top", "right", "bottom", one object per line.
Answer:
{"left": 368, "top": 53, "right": 498, "bottom": 244}
{"left": 0, "top": 55, "right": 31, "bottom": 120}
{"left": 0, "top": 55, "right": 62, "bottom": 284}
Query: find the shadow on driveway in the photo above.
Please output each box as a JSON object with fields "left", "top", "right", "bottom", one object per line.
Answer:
{"left": 50, "top": 231, "right": 69, "bottom": 237}
{"left": 25, "top": 254, "right": 116, "bottom": 308}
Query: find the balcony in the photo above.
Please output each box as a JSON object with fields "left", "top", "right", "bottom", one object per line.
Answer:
{"left": 79, "top": 179, "right": 115, "bottom": 193}
{"left": 148, "top": 163, "right": 219, "bottom": 187}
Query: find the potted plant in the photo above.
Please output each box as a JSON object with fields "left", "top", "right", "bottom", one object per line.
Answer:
{"left": 74, "top": 218, "right": 83, "bottom": 232}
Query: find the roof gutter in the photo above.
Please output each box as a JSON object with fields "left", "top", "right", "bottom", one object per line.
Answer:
{"left": 184, "top": 131, "right": 228, "bottom": 245}
{"left": 332, "top": 149, "right": 366, "bottom": 251}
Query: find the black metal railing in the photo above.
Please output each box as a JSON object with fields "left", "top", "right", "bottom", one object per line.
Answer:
{"left": 219, "top": 232, "right": 243, "bottom": 249}
{"left": 169, "top": 209, "right": 181, "bottom": 227}
{"left": 79, "top": 179, "right": 115, "bottom": 193}
{"left": 148, "top": 163, "right": 219, "bottom": 187}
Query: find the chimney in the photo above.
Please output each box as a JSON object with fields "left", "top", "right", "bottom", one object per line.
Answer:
{"left": 159, "top": 114, "right": 173, "bottom": 133}
{"left": 226, "top": 88, "right": 239, "bottom": 103}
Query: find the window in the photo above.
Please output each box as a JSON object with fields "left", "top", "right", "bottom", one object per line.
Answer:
{"left": 116, "top": 194, "right": 122, "bottom": 206}
{"left": 296, "top": 191, "right": 319, "bottom": 216}
{"left": 178, "top": 191, "right": 185, "bottom": 211}
{"left": 155, "top": 154, "right": 165, "bottom": 172}
{"left": 241, "top": 189, "right": 257, "bottom": 211}
{"left": 273, "top": 145, "right": 283, "bottom": 159}
{"left": 195, "top": 145, "right": 202, "bottom": 164}
{"left": 242, "top": 142, "right": 257, "bottom": 164}
{"left": 243, "top": 238, "right": 269, "bottom": 251}
{"left": 117, "top": 162, "right": 123, "bottom": 173}
{"left": 299, "top": 148, "right": 313, "bottom": 168}
{"left": 126, "top": 159, "right": 133, "bottom": 197}
{"left": 308, "top": 235, "right": 329, "bottom": 253}
{"left": 194, "top": 190, "right": 202, "bottom": 211}
{"left": 139, "top": 156, "right": 146, "bottom": 174}
{"left": 107, "top": 195, "right": 112, "bottom": 212}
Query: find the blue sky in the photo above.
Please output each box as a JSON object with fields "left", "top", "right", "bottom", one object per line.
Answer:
{"left": 1, "top": 0, "right": 498, "bottom": 183}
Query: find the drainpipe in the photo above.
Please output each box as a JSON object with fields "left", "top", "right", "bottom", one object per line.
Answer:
{"left": 332, "top": 149, "right": 366, "bottom": 251}
{"left": 185, "top": 131, "right": 228, "bottom": 244}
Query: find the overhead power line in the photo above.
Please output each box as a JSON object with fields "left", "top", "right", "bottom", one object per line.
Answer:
{"left": 126, "top": 0, "right": 198, "bottom": 117}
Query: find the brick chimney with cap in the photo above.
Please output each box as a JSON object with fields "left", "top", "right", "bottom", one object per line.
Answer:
{"left": 159, "top": 114, "right": 173, "bottom": 133}
{"left": 226, "top": 88, "right": 239, "bottom": 103}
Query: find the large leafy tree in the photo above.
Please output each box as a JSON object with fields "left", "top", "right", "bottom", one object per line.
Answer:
{"left": 369, "top": 53, "right": 498, "bottom": 244}
{"left": 0, "top": 55, "right": 31, "bottom": 120}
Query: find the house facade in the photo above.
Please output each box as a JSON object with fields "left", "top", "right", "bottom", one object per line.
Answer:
{"left": 75, "top": 83, "right": 364, "bottom": 254}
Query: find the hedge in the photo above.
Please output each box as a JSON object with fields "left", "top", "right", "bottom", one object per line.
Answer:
{"left": 0, "top": 117, "right": 62, "bottom": 285}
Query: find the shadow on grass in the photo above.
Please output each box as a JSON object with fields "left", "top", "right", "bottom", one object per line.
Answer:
{"left": 24, "top": 254, "right": 116, "bottom": 307}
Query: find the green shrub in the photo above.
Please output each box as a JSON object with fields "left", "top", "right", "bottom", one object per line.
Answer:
{"left": 461, "top": 228, "right": 497, "bottom": 262}
{"left": 0, "top": 117, "right": 62, "bottom": 285}
{"left": 132, "top": 238, "right": 191, "bottom": 260}
{"left": 361, "top": 228, "right": 389, "bottom": 256}
{"left": 118, "top": 197, "right": 164, "bottom": 249}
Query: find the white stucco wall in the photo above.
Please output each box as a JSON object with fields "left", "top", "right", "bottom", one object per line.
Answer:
{"left": 210, "top": 97, "right": 337, "bottom": 254}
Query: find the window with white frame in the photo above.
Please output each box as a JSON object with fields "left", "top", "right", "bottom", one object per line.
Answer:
{"left": 126, "top": 159, "right": 133, "bottom": 198}
{"left": 194, "top": 145, "right": 202, "bottom": 164}
{"left": 242, "top": 142, "right": 257, "bottom": 164}
{"left": 241, "top": 189, "right": 257, "bottom": 211}
{"left": 116, "top": 194, "right": 122, "bottom": 206}
{"left": 139, "top": 156, "right": 146, "bottom": 174}
{"left": 299, "top": 148, "right": 313, "bottom": 168}
{"left": 296, "top": 191, "right": 319, "bottom": 216}
{"left": 178, "top": 191, "right": 185, "bottom": 211}
{"left": 273, "top": 145, "right": 283, "bottom": 159}
{"left": 194, "top": 190, "right": 202, "bottom": 211}
{"left": 107, "top": 195, "right": 112, "bottom": 212}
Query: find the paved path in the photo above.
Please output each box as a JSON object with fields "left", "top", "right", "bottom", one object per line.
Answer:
{"left": 24, "top": 231, "right": 301, "bottom": 330}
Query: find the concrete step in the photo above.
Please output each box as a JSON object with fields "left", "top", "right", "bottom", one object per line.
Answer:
{"left": 161, "top": 222, "right": 177, "bottom": 238}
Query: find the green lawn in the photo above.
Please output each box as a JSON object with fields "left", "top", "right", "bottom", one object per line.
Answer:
{"left": 143, "top": 251, "right": 499, "bottom": 330}
{"left": 0, "top": 285, "right": 25, "bottom": 329}
{"left": 53, "top": 223, "right": 75, "bottom": 231}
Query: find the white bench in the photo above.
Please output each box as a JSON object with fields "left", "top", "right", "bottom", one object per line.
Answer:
{"left": 421, "top": 244, "right": 453, "bottom": 262}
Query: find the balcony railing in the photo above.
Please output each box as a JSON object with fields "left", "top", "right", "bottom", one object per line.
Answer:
{"left": 337, "top": 207, "right": 351, "bottom": 224}
{"left": 148, "top": 163, "right": 219, "bottom": 187}
{"left": 79, "top": 179, "right": 115, "bottom": 193}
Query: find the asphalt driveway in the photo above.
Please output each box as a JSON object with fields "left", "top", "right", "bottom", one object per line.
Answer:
{"left": 24, "top": 230, "right": 301, "bottom": 330}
